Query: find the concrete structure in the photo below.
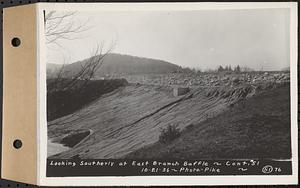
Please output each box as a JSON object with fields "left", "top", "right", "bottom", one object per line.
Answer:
{"left": 173, "top": 86, "right": 190, "bottom": 97}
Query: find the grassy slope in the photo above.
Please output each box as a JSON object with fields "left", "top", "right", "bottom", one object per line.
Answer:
{"left": 126, "top": 83, "right": 291, "bottom": 159}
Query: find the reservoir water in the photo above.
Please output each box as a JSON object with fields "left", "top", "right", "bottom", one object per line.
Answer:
{"left": 48, "top": 139, "right": 70, "bottom": 157}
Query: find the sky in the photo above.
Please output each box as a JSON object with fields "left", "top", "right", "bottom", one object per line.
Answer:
{"left": 46, "top": 8, "right": 290, "bottom": 71}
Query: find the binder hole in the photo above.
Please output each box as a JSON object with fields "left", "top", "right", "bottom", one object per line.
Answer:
{"left": 13, "top": 139, "right": 22, "bottom": 149}
{"left": 11, "top": 37, "right": 21, "bottom": 47}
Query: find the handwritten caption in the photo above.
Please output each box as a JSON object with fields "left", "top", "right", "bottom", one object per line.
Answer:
{"left": 47, "top": 159, "right": 287, "bottom": 175}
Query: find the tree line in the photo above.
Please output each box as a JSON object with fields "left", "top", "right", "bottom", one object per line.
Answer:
{"left": 217, "top": 65, "right": 240, "bottom": 72}
{"left": 173, "top": 65, "right": 254, "bottom": 74}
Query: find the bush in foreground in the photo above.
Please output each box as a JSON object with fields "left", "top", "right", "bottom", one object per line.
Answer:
{"left": 159, "top": 124, "right": 181, "bottom": 144}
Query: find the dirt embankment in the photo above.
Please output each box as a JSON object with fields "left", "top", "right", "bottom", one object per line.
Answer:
{"left": 47, "top": 79, "right": 128, "bottom": 122}
{"left": 126, "top": 82, "right": 291, "bottom": 159}
{"left": 47, "top": 81, "right": 277, "bottom": 159}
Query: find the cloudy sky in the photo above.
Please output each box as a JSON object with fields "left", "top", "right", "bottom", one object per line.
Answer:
{"left": 46, "top": 8, "right": 290, "bottom": 71}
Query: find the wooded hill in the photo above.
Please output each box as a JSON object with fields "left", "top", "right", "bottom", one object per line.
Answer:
{"left": 47, "top": 53, "right": 182, "bottom": 78}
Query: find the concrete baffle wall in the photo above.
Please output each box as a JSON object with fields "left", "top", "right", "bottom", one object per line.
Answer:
{"left": 173, "top": 86, "right": 190, "bottom": 97}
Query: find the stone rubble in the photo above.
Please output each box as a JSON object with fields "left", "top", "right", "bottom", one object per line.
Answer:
{"left": 100, "top": 72, "right": 290, "bottom": 87}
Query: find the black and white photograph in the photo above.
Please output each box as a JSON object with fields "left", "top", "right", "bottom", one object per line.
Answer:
{"left": 43, "top": 3, "right": 297, "bottom": 180}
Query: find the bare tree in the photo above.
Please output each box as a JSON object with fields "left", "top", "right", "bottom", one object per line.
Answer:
{"left": 45, "top": 11, "right": 116, "bottom": 125}
{"left": 45, "top": 11, "right": 90, "bottom": 47}
{"left": 47, "top": 42, "right": 115, "bottom": 93}
{"left": 45, "top": 11, "right": 115, "bottom": 92}
{"left": 47, "top": 44, "right": 115, "bottom": 127}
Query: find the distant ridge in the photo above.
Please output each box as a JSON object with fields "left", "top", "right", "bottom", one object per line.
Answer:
{"left": 47, "top": 53, "right": 182, "bottom": 77}
{"left": 46, "top": 63, "right": 63, "bottom": 77}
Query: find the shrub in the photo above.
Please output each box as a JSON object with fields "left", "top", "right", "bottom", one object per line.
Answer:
{"left": 159, "top": 124, "right": 181, "bottom": 144}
